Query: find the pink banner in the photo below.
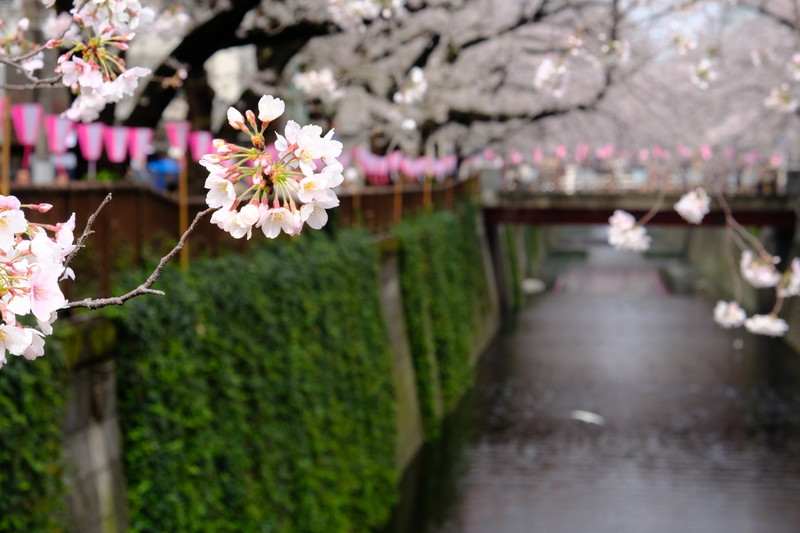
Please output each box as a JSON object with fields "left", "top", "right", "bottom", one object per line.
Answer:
{"left": 103, "top": 125, "right": 129, "bottom": 163}
{"left": 164, "top": 121, "right": 191, "bottom": 151}
{"left": 188, "top": 130, "right": 214, "bottom": 162}
{"left": 12, "top": 103, "right": 43, "bottom": 168}
{"left": 45, "top": 115, "right": 74, "bottom": 154}
{"left": 77, "top": 122, "right": 105, "bottom": 161}
{"left": 128, "top": 127, "right": 153, "bottom": 162}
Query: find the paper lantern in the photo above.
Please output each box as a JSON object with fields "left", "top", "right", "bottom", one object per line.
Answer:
{"left": 128, "top": 127, "right": 154, "bottom": 162}
{"left": 103, "top": 125, "right": 129, "bottom": 163}
{"left": 11, "top": 103, "right": 43, "bottom": 168}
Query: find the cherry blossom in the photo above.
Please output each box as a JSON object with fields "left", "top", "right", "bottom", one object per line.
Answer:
{"left": 607, "top": 210, "right": 651, "bottom": 252}
{"left": 744, "top": 314, "right": 789, "bottom": 337}
{"left": 690, "top": 57, "right": 718, "bottom": 90}
{"left": 293, "top": 68, "right": 344, "bottom": 102}
{"left": 713, "top": 301, "right": 746, "bottom": 329}
{"left": 674, "top": 188, "right": 711, "bottom": 224}
{"left": 0, "top": 196, "right": 75, "bottom": 368}
{"left": 740, "top": 250, "right": 781, "bottom": 288}
{"left": 534, "top": 56, "right": 569, "bottom": 98}
{"left": 393, "top": 67, "right": 427, "bottom": 105}
{"left": 201, "top": 95, "right": 343, "bottom": 240}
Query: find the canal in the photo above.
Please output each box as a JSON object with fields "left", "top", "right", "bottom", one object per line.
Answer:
{"left": 387, "top": 227, "right": 800, "bottom": 533}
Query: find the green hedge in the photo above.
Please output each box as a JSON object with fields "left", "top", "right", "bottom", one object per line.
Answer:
{"left": 112, "top": 230, "right": 398, "bottom": 532}
{"left": 0, "top": 332, "right": 68, "bottom": 533}
{"left": 395, "top": 204, "right": 488, "bottom": 437}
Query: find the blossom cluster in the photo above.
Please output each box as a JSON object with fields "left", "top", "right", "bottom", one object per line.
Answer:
{"left": 202, "top": 95, "right": 344, "bottom": 239}
{"left": 293, "top": 68, "right": 344, "bottom": 102}
{"left": 328, "top": 0, "right": 405, "bottom": 30}
{"left": 534, "top": 56, "right": 569, "bottom": 99}
{"left": 42, "top": 0, "right": 154, "bottom": 121}
{"left": 714, "top": 300, "right": 789, "bottom": 337}
{"left": 607, "top": 210, "right": 651, "bottom": 252}
{"left": 690, "top": 57, "right": 718, "bottom": 90}
{"left": 0, "top": 196, "right": 75, "bottom": 368}
{"left": 0, "top": 17, "right": 44, "bottom": 75}
{"left": 393, "top": 67, "right": 427, "bottom": 105}
{"left": 674, "top": 188, "right": 710, "bottom": 224}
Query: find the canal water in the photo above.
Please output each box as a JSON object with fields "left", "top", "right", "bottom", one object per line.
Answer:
{"left": 387, "top": 228, "right": 800, "bottom": 533}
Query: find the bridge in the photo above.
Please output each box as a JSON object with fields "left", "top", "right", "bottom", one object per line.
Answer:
{"left": 482, "top": 190, "right": 798, "bottom": 228}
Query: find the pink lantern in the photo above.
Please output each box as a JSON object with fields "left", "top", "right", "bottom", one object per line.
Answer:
{"left": 77, "top": 122, "right": 105, "bottom": 180}
{"left": 77, "top": 123, "right": 105, "bottom": 162}
{"left": 163, "top": 121, "right": 191, "bottom": 170}
{"left": 11, "top": 103, "right": 44, "bottom": 168}
{"left": 44, "top": 115, "right": 74, "bottom": 155}
{"left": 128, "top": 127, "right": 154, "bottom": 163}
{"left": 45, "top": 115, "right": 75, "bottom": 173}
{"left": 164, "top": 119, "right": 190, "bottom": 148}
{"left": 103, "top": 125, "right": 129, "bottom": 163}
{"left": 188, "top": 130, "right": 214, "bottom": 162}
{"left": 555, "top": 145, "right": 567, "bottom": 160}
{"left": 533, "top": 148, "right": 543, "bottom": 164}
{"left": 700, "top": 143, "right": 713, "bottom": 161}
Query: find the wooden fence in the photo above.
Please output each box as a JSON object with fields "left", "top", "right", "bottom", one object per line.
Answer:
{"left": 11, "top": 177, "right": 478, "bottom": 297}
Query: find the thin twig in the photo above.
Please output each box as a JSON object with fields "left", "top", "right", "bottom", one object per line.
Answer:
{"left": 637, "top": 186, "right": 666, "bottom": 226}
{"left": 63, "top": 193, "right": 113, "bottom": 269}
{"left": 714, "top": 189, "right": 769, "bottom": 256}
{"left": 66, "top": 206, "right": 216, "bottom": 310}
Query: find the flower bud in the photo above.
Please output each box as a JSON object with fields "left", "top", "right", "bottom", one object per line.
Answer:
{"left": 245, "top": 109, "right": 258, "bottom": 130}
{"left": 227, "top": 108, "right": 245, "bottom": 131}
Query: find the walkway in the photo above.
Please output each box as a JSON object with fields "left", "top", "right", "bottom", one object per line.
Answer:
{"left": 408, "top": 245, "right": 800, "bottom": 533}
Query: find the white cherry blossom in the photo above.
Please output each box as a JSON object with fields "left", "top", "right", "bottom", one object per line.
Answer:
{"left": 744, "top": 314, "right": 788, "bottom": 337}
{"left": 713, "top": 301, "right": 746, "bottom": 329}
{"left": 674, "top": 188, "right": 710, "bottom": 224}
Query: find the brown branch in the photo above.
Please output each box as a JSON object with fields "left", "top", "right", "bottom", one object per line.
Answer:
{"left": 66, "top": 206, "right": 216, "bottom": 310}
{"left": 63, "top": 193, "right": 113, "bottom": 269}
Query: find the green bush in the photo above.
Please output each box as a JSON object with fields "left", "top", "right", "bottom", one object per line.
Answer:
{"left": 395, "top": 204, "right": 488, "bottom": 437}
{"left": 0, "top": 332, "right": 68, "bottom": 533}
{"left": 112, "top": 230, "right": 398, "bottom": 532}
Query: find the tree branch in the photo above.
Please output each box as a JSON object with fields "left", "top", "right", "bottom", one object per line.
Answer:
{"left": 63, "top": 192, "right": 113, "bottom": 269}
{"left": 66, "top": 206, "right": 216, "bottom": 310}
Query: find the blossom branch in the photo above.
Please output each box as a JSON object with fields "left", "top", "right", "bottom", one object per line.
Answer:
{"left": 66, "top": 206, "right": 215, "bottom": 310}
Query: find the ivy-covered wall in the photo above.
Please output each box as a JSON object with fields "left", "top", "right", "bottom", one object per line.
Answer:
{"left": 0, "top": 333, "right": 68, "bottom": 532}
{"left": 112, "top": 231, "right": 399, "bottom": 532}
{"left": 395, "top": 204, "right": 489, "bottom": 437}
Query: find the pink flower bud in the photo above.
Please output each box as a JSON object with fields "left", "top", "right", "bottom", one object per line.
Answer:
{"left": 245, "top": 109, "right": 258, "bottom": 130}
{"left": 35, "top": 203, "right": 53, "bottom": 213}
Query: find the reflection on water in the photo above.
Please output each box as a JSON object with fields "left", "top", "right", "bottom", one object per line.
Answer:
{"left": 386, "top": 244, "right": 800, "bottom": 533}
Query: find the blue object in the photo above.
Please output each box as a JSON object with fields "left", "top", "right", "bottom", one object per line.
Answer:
{"left": 147, "top": 158, "right": 181, "bottom": 190}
